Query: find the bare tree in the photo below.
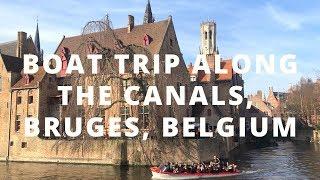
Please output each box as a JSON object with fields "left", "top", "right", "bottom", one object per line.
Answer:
{"left": 285, "top": 77, "right": 319, "bottom": 126}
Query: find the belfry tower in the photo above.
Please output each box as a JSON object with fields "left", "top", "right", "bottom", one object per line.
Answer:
{"left": 200, "top": 21, "right": 217, "bottom": 55}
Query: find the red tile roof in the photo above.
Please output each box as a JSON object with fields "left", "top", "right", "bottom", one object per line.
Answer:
{"left": 188, "top": 54, "right": 234, "bottom": 82}
{"left": 55, "top": 19, "right": 171, "bottom": 56}
{"left": 216, "top": 59, "right": 233, "bottom": 81}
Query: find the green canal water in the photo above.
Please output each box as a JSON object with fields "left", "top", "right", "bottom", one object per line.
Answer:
{"left": 0, "top": 141, "right": 319, "bottom": 179}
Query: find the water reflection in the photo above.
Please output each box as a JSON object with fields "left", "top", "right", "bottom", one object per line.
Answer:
{"left": 0, "top": 142, "right": 319, "bottom": 179}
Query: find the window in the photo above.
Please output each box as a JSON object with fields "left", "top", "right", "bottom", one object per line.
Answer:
{"left": 205, "top": 31, "right": 208, "bottom": 40}
{"left": 209, "top": 30, "right": 212, "bottom": 39}
{"left": 122, "top": 80, "right": 130, "bottom": 93}
{"left": 17, "top": 96, "right": 22, "bottom": 104}
{"left": 120, "top": 106, "right": 130, "bottom": 122}
{"left": 21, "top": 142, "right": 27, "bottom": 148}
{"left": 169, "top": 39, "right": 173, "bottom": 46}
{"left": 10, "top": 141, "right": 13, "bottom": 146}
{"left": 28, "top": 96, "right": 33, "bottom": 104}
{"left": 139, "top": 105, "right": 149, "bottom": 129}
{"left": 207, "top": 109, "right": 212, "bottom": 116}
{"left": 15, "top": 115, "right": 21, "bottom": 132}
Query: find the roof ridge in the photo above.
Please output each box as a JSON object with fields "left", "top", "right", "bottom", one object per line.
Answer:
{"left": 63, "top": 19, "right": 170, "bottom": 40}
{"left": 0, "top": 40, "right": 17, "bottom": 45}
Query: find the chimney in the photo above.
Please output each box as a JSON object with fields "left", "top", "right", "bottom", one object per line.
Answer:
{"left": 128, "top": 15, "right": 134, "bottom": 33}
{"left": 16, "top": 31, "right": 27, "bottom": 58}
{"left": 257, "top": 90, "right": 263, "bottom": 99}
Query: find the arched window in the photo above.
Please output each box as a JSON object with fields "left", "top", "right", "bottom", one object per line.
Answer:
{"left": 204, "top": 31, "right": 208, "bottom": 40}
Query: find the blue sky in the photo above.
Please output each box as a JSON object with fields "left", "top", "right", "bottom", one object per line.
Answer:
{"left": 0, "top": 0, "right": 319, "bottom": 96}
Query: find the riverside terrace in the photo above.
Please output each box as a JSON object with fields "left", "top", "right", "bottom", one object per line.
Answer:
{"left": 23, "top": 54, "right": 297, "bottom": 75}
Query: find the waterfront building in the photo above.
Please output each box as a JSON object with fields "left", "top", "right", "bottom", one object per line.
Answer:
{"left": 0, "top": 1, "right": 245, "bottom": 165}
{"left": 0, "top": 30, "right": 40, "bottom": 160}
{"left": 248, "top": 87, "right": 287, "bottom": 118}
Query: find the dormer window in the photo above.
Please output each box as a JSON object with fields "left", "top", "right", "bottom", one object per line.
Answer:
{"left": 60, "top": 47, "right": 70, "bottom": 77}
{"left": 24, "top": 74, "right": 33, "bottom": 84}
{"left": 143, "top": 34, "right": 152, "bottom": 46}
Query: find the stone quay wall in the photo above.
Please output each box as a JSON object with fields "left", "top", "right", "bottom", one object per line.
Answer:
{"left": 3, "top": 137, "right": 231, "bottom": 165}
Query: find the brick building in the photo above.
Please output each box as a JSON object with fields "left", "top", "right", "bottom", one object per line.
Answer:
{"left": 248, "top": 87, "right": 287, "bottom": 118}
{"left": 1, "top": 1, "right": 245, "bottom": 164}
{"left": 0, "top": 29, "right": 40, "bottom": 160}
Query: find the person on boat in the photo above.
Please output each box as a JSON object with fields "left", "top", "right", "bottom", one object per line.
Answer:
{"left": 189, "top": 162, "right": 196, "bottom": 173}
{"left": 196, "top": 163, "right": 201, "bottom": 173}
{"left": 168, "top": 162, "right": 174, "bottom": 172}
{"left": 211, "top": 156, "right": 221, "bottom": 172}
{"left": 172, "top": 163, "right": 179, "bottom": 173}
{"left": 222, "top": 161, "right": 237, "bottom": 172}
{"left": 177, "top": 163, "right": 183, "bottom": 173}
{"left": 159, "top": 164, "right": 166, "bottom": 172}
{"left": 208, "top": 161, "right": 214, "bottom": 173}
{"left": 212, "top": 155, "right": 220, "bottom": 165}
{"left": 199, "top": 162, "right": 206, "bottom": 173}
{"left": 161, "top": 162, "right": 170, "bottom": 172}
{"left": 182, "top": 163, "right": 188, "bottom": 173}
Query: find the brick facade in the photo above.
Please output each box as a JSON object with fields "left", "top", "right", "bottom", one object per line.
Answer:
{"left": 0, "top": 3, "right": 245, "bottom": 164}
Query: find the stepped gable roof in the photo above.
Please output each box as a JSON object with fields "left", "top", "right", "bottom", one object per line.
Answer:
{"left": 0, "top": 54, "right": 23, "bottom": 73}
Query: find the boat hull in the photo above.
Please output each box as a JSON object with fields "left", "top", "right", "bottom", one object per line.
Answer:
{"left": 150, "top": 167, "right": 240, "bottom": 179}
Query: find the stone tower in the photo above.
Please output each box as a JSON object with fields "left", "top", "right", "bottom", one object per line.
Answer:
{"left": 200, "top": 21, "right": 216, "bottom": 55}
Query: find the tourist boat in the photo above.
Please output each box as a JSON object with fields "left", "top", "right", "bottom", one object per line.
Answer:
{"left": 150, "top": 167, "right": 240, "bottom": 179}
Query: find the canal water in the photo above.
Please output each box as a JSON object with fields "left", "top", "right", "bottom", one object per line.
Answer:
{"left": 0, "top": 141, "right": 319, "bottom": 179}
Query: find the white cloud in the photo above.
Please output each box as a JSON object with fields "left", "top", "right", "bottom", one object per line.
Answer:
{"left": 265, "top": 3, "right": 320, "bottom": 31}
